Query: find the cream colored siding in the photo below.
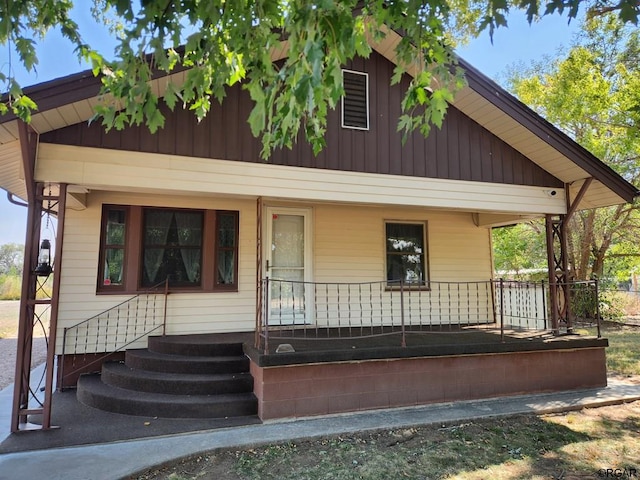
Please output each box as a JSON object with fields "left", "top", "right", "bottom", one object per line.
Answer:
{"left": 58, "top": 196, "right": 495, "bottom": 353}
{"left": 56, "top": 192, "right": 257, "bottom": 354}
{"left": 308, "top": 204, "right": 493, "bottom": 327}
{"left": 313, "top": 204, "right": 491, "bottom": 283}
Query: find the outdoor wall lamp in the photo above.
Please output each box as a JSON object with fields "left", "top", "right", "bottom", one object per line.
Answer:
{"left": 34, "top": 239, "right": 52, "bottom": 277}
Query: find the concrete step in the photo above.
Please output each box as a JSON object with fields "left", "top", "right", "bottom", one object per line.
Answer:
{"left": 101, "top": 361, "right": 254, "bottom": 395}
{"left": 77, "top": 374, "right": 258, "bottom": 419}
{"left": 125, "top": 349, "right": 249, "bottom": 374}
{"left": 148, "top": 335, "right": 246, "bottom": 357}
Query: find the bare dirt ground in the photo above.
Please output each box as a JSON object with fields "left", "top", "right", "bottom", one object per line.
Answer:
{"left": 0, "top": 301, "right": 48, "bottom": 390}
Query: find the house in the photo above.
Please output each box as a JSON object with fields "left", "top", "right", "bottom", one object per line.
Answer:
{"left": 1, "top": 30, "right": 637, "bottom": 432}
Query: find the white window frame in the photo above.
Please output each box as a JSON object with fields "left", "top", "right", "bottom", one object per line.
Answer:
{"left": 341, "top": 69, "right": 370, "bottom": 131}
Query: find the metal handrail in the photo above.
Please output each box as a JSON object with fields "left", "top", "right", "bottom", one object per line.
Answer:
{"left": 59, "top": 279, "right": 169, "bottom": 388}
{"left": 258, "top": 278, "right": 602, "bottom": 354}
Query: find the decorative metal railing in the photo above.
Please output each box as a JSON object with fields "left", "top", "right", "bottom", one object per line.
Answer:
{"left": 59, "top": 279, "right": 169, "bottom": 388}
{"left": 257, "top": 278, "right": 601, "bottom": 353}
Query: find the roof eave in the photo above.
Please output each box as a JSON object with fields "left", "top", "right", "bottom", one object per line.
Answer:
{"left": 457, "top": 57, "right": 640, "bottom": 203}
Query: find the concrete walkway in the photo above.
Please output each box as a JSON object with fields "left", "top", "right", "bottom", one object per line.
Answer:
{"left": 1, "top": 375, "right": 640, "bottom": 480}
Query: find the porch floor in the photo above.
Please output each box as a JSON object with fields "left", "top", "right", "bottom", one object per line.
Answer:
{"left": 249, "top": 325, "right": 607, "bottom": 366}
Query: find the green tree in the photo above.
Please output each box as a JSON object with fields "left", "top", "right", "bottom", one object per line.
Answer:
{"left": 508, "top": 15, "right": 640, "bottom": 281}
{"left": 1, "top": 0, "right": 638, "bottom": 159}
{"left": 0, "top": 243, "right": 24, "bottom": 276}
{"left": 492, "top": 222, "right": 547, "bottom": 278}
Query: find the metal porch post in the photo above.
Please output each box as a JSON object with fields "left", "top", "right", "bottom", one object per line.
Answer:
{"left": 545, "top": 214, "right": 571, "bottom": 335}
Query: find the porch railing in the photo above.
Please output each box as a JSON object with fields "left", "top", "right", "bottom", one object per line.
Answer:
{"left": 59, "top": 279, "right": 169, "bottom": 388}
{"left": 258, "top": 278, "right": 601, "bottom": 353}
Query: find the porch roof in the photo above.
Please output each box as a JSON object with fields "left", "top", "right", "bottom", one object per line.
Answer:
{"left": 0, "top": 34, "right": 637, "bottom": 211}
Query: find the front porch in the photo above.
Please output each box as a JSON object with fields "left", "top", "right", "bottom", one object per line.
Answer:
{"left": 49, "top": 277, "right": 608, "bottom": 422}
{"left": 244, "top": 326, "right": 607, "bottom": 420}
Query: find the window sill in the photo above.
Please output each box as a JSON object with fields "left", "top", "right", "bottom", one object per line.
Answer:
{"left": 97, "top": 287, "right": 239, "bottom": 295}
{"left": 385, "top": 284, "right": 431, "bottom": 292}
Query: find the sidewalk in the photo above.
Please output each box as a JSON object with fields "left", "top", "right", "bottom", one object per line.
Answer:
{"left": 1, "top": 377, "right": 640, "bottom": 480}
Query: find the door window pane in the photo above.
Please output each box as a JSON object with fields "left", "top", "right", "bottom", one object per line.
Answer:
{"left": 271, "top": 214, "right": 304, "bottom": 268}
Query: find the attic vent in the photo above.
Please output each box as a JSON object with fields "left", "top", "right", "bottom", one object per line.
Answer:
{"left": 342, "top": 70, "right": 369, "bottom": 130}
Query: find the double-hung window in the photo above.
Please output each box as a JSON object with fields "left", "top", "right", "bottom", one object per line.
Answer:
{"left": 98, "top": 205, "right": 239, "bottom": 293}
{"left": 385, "top": 222, "right": 428, "bottom": 287}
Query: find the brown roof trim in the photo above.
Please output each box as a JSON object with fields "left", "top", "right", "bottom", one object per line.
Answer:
{"left": 0, "top": 70, "right": 102, "bottom": 124}
{"left": 0, "top": 52, "right": 189, "bottom": 124}
{"left": 457, "top": 57, "right": 639, "bottom": 203}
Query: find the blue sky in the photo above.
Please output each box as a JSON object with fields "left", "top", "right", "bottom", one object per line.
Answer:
{"left": 0, "top": 10, "right": 580, "bottom": 245}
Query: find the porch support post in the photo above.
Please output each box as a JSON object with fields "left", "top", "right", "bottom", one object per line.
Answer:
{"left": 545, "top": 214, "right": 563, "bottom": 335}
{"left": 42, "top": 183, "right": 67, "bottom": 428}
{"left": 11, "top": 122, "right": 40, "bottom": 432}
{"left": 544, "top": 179, "right": 593, "bottom": 336}
{"left": 255, "top": 197, "right": 263, "bottom": 349}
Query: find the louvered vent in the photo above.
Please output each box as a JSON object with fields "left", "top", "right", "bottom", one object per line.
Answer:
{"left": 342, "top": 70, "right": 369, "bottom": 130}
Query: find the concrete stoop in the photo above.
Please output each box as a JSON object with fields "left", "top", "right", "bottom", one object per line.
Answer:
{"left": 76, "top": 335, "right": 259, "bottom": 419}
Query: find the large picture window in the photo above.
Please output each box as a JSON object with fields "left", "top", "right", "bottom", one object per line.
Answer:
{"left": 385, "top": 222, "right": 428, "bottom": 287}
{"left": 98, "top": 205, "right": 239, "bottom": 293}
{"left": 142, "top": 209, "right": 203, "bottom": 287}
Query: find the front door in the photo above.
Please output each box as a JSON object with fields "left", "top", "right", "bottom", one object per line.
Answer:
{"left": 265, "top": 207, "right": 312, "bottom": 325}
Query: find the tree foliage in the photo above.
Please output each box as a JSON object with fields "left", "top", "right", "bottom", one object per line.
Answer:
{"left": 0, "top": 243, "right": 24, "bottom": 276}
{"left": 1, "top": 0, "right": 639, "bottom": 158}
{"left": 508, "top": 15, "right": 640, "bottom": 281}
{"left": 492, "top": 222, "right": 547, "bottom": 278}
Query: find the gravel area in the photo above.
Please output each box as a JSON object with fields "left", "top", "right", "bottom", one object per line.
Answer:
{"left": 0, "top": 338, "right": 48, "bottom": 390}
{"left": 0, "top": 301, "right": 48, "bottom": 390}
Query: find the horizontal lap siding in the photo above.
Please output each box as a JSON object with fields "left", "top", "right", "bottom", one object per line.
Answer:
{"left": 314, "top": 205, "right": 491, "bottom": 282}
{"left": 311, "top": 205, "right": 493, "bottom": 326}
{"left": 55, "top": 192, "right": 257, "bottom": 354}
{"left": 58, "top": 199, "right": 494, "bottom": 352}
{"left": 40, "top": 53, "right": 562, "bottom": 189}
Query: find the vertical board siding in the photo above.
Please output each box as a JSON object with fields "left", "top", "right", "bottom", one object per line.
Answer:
{"left": 40, "top": 52, "right": 562, "bottom": 189}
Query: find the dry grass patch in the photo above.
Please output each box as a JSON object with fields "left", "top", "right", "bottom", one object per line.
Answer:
{"left": 0, "top": 300, "right": 49, "bottom": 339}
{"left": 132, "top": 402, "right": 640, "bottom": 480}
{"left": 0, "top": 300, "right": 19, "bottom": 338}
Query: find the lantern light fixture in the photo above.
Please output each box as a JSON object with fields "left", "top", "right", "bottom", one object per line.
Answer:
{"left": 34, "top": 239, "right": 52, "bottom": 277}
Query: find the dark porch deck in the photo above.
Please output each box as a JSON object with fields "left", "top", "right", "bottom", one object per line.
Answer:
{"left": 245, "top": 326, "right": 607, "bottom": 366}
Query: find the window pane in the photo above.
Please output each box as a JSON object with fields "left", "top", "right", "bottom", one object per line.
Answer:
{"left": 106, "top": 209, "right": 126, "bottom": 245}
{"left": 142, "top": 209, "right": 203, "bottom": 287}
{"left": 103, "top": 248, "right": 124, "bottom": 286}
{"left": 272, "top": 214, "right": 304, "bottom": 267}
{"left": 217, "top": 250, "right": 235, "bottom": 285}
{"left": 144, "top": 210, "right": 173, "bottom": 245}
{"left": 386, "top": 224, "right": 424, "bottom": 254}
{"left": 218, "top": 214, "right": 237, "bottom": 248}
{"left": 175, "top": 212, "right": 203, "bottom": 246}
{"left": 386, "top": 223, "right": 426, "bottom": 285}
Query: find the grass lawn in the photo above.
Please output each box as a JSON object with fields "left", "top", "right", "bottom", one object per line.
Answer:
{"left": 132, "top": 322, "right": 640, "bottom": 480}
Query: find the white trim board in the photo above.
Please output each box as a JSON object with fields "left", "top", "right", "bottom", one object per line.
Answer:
{"left": 37, "top": 143, "right": 567, "bottom": 215}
